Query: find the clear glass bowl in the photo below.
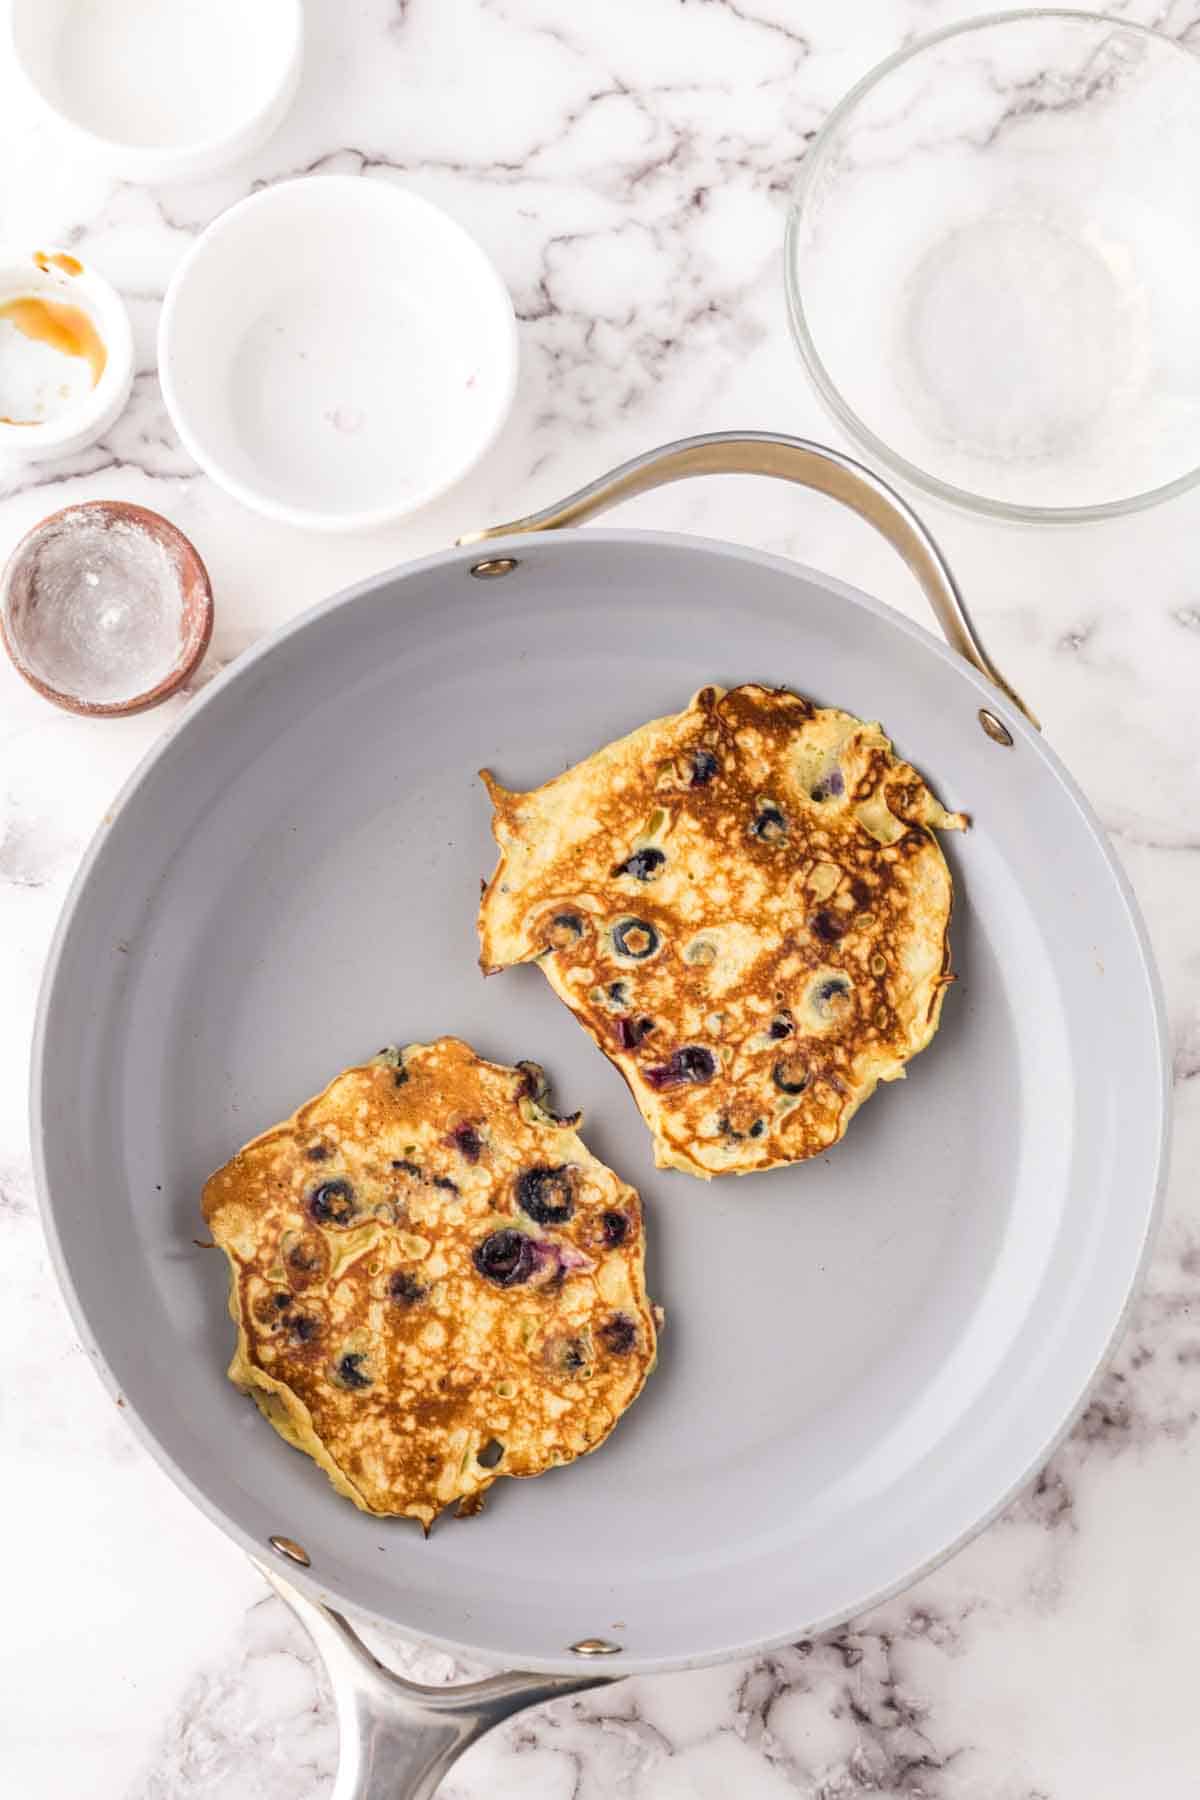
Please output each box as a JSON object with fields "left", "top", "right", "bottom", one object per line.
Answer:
{"left": 786, "top": 11, "right": 1200, "bottom": 522}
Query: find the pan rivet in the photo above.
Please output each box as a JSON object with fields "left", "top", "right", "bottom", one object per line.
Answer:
{"left": 268, "top": 1535, "right": 311, "bottom": 1567}
{"left": 470, "top": 557, "right": 519, "bottom": 580}
{"left": 569, "top": 1638, "right": 623, "bottom": 1657}
{"left": 978, "top": 708, "right": 1014, "bottom": 747}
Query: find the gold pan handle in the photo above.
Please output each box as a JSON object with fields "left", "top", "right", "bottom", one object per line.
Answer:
{"left": 459, "top": 431, "right": 1035, "bottom": 728}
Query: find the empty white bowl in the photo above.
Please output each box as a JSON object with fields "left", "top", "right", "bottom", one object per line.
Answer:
{"left": 7, "top": 0, "right": 303, "bottom": 185}
{"left": 158, "top": 177, "right": 519, "bottom": 531}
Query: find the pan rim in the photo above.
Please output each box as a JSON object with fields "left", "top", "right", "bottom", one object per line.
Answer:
{"left": 29, "top": 526, "right": 1171, "bottom": 1675}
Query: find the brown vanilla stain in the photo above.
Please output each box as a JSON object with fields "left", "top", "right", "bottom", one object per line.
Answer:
{"left": 0, "top": 294, "right": 106, "bottom": 425}
{"left": 33, "top": 250, "right": 84, "bottom": 278}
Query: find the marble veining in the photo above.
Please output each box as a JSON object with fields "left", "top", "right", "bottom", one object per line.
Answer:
{"left": 3, "top": 1, "right": 1200, "bottom": 1796}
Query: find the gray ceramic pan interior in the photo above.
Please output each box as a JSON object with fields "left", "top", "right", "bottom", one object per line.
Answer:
{"left": 32, "top": 527, "right": 1167, "bottom": 1676}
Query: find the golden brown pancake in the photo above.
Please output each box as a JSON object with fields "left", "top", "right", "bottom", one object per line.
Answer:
{"left": 478, "top": 684, "right": 966, "bottom": 1179}
{"left": 202, "top": 1040, "right": 657, "bottom": 1528}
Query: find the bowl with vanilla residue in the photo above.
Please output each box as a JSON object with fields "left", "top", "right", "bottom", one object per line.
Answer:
{"left": 0, "top": 248, "right": 134, "bottom": 463}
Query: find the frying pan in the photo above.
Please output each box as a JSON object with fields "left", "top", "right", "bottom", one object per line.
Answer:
{"left": 32, "top": 434, "right": 1168, "bottom": 1798}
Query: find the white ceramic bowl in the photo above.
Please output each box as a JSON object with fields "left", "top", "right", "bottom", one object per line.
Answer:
{"left": 0, "top": 247, "right": 134, "bottom": 462}
{"left": 159, "top": 177, "right": 519, "bottom": 531}
{"left": 7, "top": 0, "right": 303, "bottom": 185}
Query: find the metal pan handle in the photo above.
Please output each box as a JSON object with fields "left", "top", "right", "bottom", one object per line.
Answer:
{"left": 260, "top": 1563, "right": 613, "bottom": 1800}
{"left": 459, "top": 430, "right": 1036, "bottom": 727}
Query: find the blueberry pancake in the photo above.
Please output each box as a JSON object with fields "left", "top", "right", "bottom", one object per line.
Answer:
{"left": 479, "top": 683, "right": 966, "bottom": 1180}
{"left": 202, "top": 1039, "right": 657, "bottom": 1528}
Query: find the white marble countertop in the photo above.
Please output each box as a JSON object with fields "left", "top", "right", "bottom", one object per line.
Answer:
{"left": 3, "top": 2, "right": 1199, "bottom": 1795}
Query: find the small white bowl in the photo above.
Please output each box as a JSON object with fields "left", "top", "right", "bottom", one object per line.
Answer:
{"left": 7, "top": 0, "right": 303, "bottom": 186}
{"left": 0, "top": 247, "right": 134, "bottom": 463}
{"left": 158, "top": 177, "right": 519, "bottom": 532}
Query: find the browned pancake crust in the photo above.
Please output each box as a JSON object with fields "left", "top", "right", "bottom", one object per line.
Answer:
{"left": 202, "top": 1040, "right": 656, "bottom": 1527}
{"left": 478, "top": 684, "right": 966, "bottom": 1179}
